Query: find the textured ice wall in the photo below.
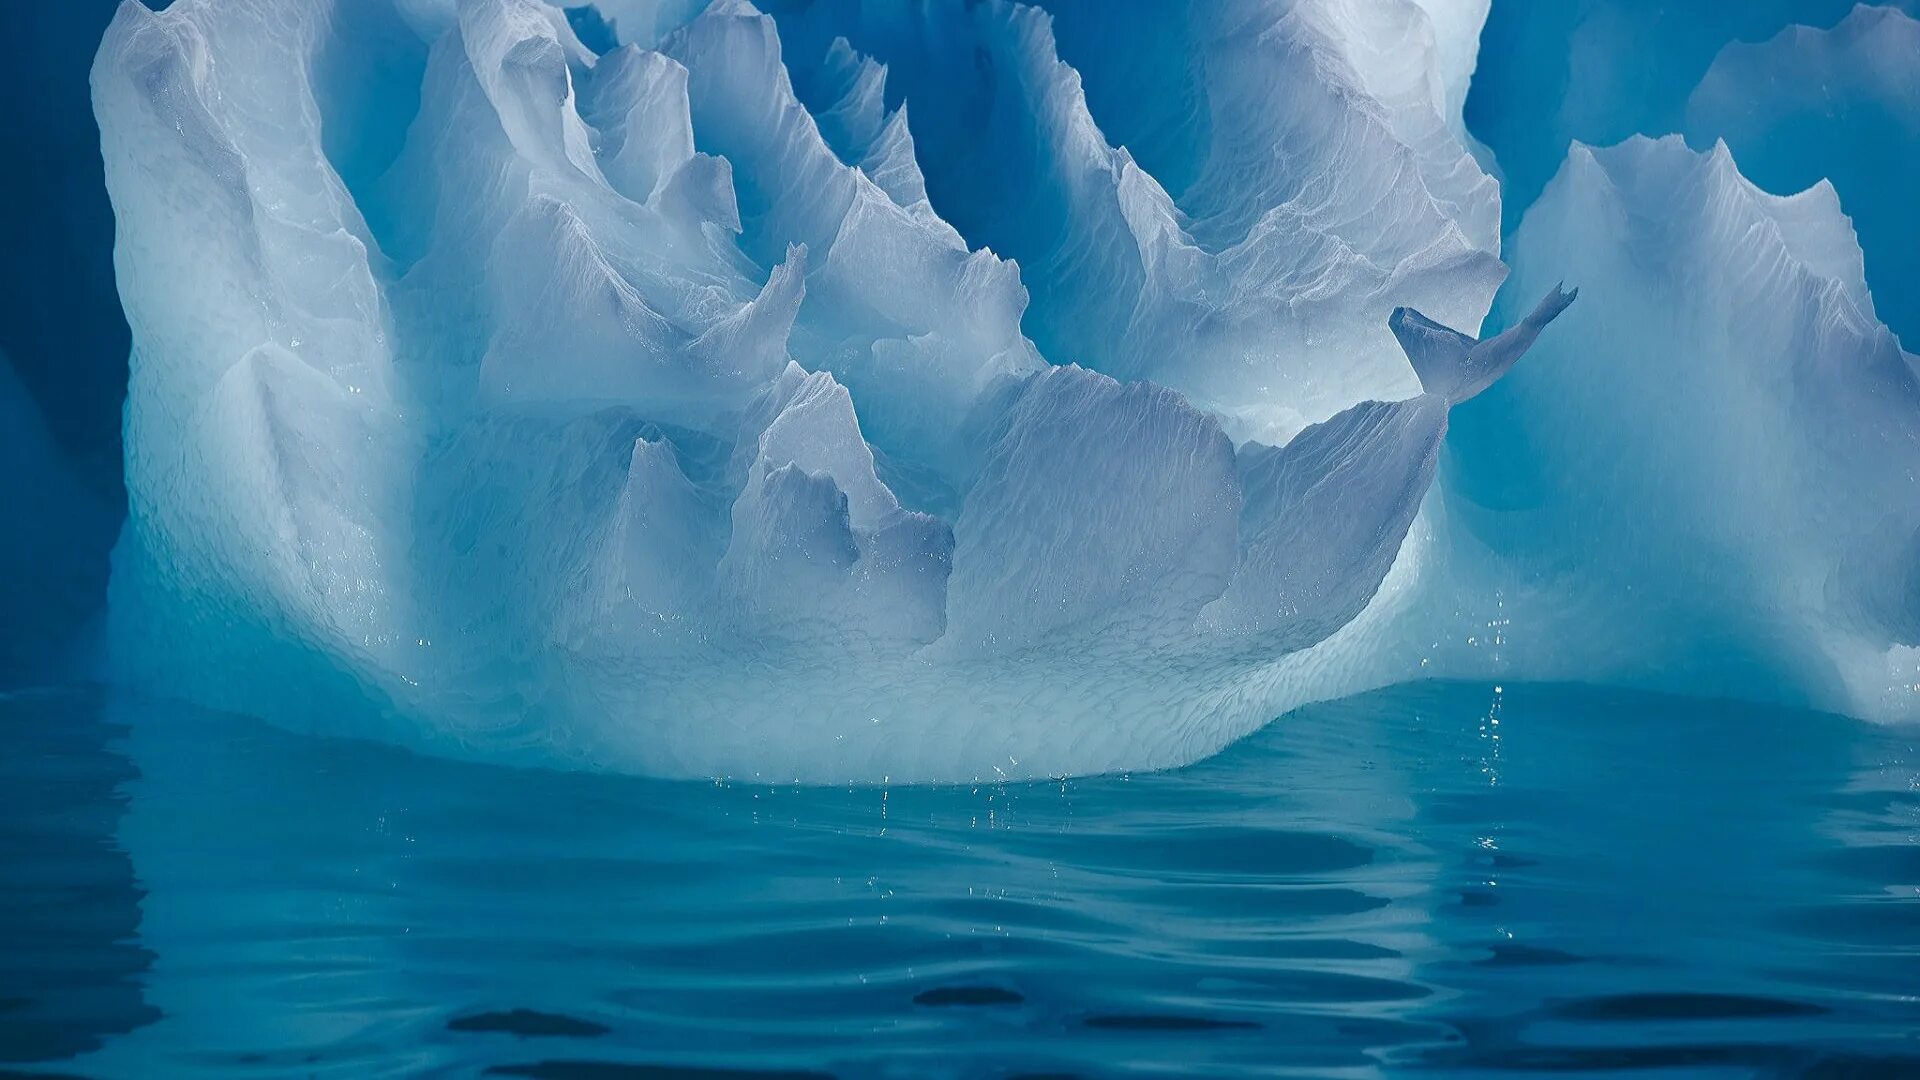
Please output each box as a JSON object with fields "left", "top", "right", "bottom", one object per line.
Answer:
{"left": 87, "top": 0, "right": 1920, "bottom": 779}
{"left": 1686, "top": 5, "right": 1920, "bottom": 348}
{"left": 1464, "top": 0, "right": 1919, "bottom": 231}
{"left": 1424, "top": 136, "right": 1920, "bottom": 721}
{"left": 762, "top": 0, "right": 1505, "bottom": 441}
{"left": 91, "top": 0, "right": 1513, "bottom": 780}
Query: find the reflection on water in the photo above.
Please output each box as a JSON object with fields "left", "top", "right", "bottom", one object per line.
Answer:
{"left": 0, "top": 688, "right": 154, "bottom": 1069}
{"left": 1, "top": 681, "right": 1915, "bottom": 1077}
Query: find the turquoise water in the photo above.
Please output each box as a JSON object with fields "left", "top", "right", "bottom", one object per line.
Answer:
{"left": 4, "top": 681, "right": 1916, "bottom": 1077}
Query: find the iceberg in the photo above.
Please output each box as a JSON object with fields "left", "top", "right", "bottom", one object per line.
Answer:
{"left": 91, "top": 0, "right": 1533, "bottom": 781}
{"left": 1685, "top": 4, "right": 1920, "bottom": 348}
{"left": 1418, "top": 135, "right": 1920, "bottom": 721}
{"left": 763, "top": 0, "right": 1506, "bottom": 441}
{"left": 83, "top": 0, "right": 1917, "bottom": 781}
{"left": 1464, "top": 0, "right": 1889, "bottom": 230}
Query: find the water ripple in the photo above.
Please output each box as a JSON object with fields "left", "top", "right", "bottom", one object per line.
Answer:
{"left": 1, "top": 682, "right": 1914, "bottom": 1077}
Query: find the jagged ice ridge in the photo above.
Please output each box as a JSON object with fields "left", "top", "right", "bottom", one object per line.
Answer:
{"left": 82, "top": 0, "right": 1920, "bottom": 780}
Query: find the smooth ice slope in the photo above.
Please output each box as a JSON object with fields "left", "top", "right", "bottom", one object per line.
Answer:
{"left": 93, "top": 0, "right": 1528, "bottom": 781}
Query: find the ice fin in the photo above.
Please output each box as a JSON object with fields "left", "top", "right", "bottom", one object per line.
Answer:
{"left": 720, "top": 463, "right": 861, "bottom": 635}
{"left": 1391, "top": 283, "right": 1576, "bottom": 404}
{"left": 565, "top": 434, "right": 722, "bottom": 654}
{"left": 723, "top": 364, "right": 952, "bottom": 647}
{"left": 578, "top": 44, "right": 696, "bottom": 204}
{"left": 687, "top": 244, "right": 806, "bottom": 402}
{"left": 1201, "top": 395, "right": 1449, "bottom": 653}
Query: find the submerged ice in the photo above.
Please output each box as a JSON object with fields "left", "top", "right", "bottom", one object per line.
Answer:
{"left": 84, "top": 0, "right": 1920, "bottom": 780}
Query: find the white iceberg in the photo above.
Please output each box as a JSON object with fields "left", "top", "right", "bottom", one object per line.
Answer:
{"left": 92, "top": 0, "right": 1530, "bottom": 780}
{"left": 97, "top": 0, "right": 1915, "bottom": 781}
{"left": 1417, "top": 135, "right": 1920, "bottom": 722}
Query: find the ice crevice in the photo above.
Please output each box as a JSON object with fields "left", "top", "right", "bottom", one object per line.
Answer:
{"left": 84, "top": 0, "right": 1920, "bottom": 781}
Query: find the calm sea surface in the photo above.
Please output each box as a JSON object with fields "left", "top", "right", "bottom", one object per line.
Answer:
{"left": 3, "top": 680, "right": 1916, "bottom": 1077}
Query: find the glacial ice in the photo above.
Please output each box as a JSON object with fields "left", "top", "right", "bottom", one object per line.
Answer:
{"left": 82, "top": 0, "right": 1920, "bottom": 779}
{"left": 1685, "top": 4, "right": 1920, "bottom": 348}
{"left": 1420, "top": 135, "right": 1920, "bottom": 721}
{"left": 762, "top": 0, "right": 1506, "bottom": 441}
{"left": 940, "top": 365, "right": 1239, "bottom": 659}
{"left": 1462, "top": 0, "right": 1916, "bottom": 232}
{"left": 1199, "top": 394, "right": 1448, "bottom": 653}
{"left": 1391, "top": 282, "right": 1577, "bottom": 404}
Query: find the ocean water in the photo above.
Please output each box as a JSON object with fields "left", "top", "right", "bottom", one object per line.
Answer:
{"left": 3, "top": 681, "right": 1916, "bottom": 1078}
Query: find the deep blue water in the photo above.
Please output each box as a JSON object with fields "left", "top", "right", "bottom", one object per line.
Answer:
{"left": 4, "top": 681, "right": 1917, "bottom": 1078}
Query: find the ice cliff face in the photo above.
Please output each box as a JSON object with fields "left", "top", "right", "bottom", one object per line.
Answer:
{"left": 1427, "top": 135, "right": 1920, "bottom": 720}
{"left": 86, "top": 0, "right": 1920, "bottom": 780}
{"left": 1685, "top": 5, "right": 1920, "bottom": 348}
